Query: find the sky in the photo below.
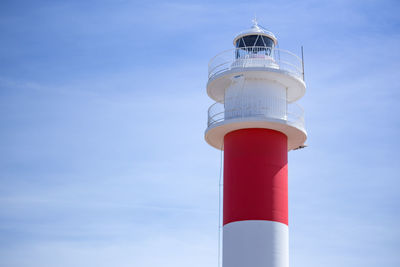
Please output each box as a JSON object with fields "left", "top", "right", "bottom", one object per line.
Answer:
{"left": 0, "top": 0, "right": 399, "bottom": 266}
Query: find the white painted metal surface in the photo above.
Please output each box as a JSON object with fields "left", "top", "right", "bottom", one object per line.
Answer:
{"left": 224, "top": 75, "right": 287, "bottom": 121}
{"left": 223, "top": 220, "right": 289, "bottom": 267}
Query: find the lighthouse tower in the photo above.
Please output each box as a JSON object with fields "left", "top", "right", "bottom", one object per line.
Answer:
{"left": 205, "top": 20, "right": 307, "bottom": 267}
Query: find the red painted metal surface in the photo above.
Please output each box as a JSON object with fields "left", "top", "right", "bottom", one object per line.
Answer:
{"left": 223, "top": 128, "right": 288, "bottom": 226}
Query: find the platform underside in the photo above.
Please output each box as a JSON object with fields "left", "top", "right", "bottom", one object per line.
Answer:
{"left": 205, "top": 119, "right": 306, "bottom": 151}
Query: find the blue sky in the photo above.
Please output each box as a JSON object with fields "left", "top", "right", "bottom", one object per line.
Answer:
{"left": 0, "top": 0, "right": 399, "bottom": 266}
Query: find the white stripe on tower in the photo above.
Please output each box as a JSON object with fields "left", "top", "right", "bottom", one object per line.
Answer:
{"left": 223, "top": 221, "right": 289, "bottom": 267}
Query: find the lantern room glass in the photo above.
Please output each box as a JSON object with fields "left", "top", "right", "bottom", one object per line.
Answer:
{"left": 235, "top": 35, "right": 275, "bottom": 59}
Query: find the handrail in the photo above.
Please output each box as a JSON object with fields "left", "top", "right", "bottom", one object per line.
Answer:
{"left": 208, "top": 47, "right": 304, "bottom": 80}
{"left": 207, "top": 98, "right": 305, "bottom": 131}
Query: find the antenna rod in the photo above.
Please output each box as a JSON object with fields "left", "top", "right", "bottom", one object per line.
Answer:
{"left": 301, "top": 46, "right": 305, "bottom": 81}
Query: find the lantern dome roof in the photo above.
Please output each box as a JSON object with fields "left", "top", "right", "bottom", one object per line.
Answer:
{"left": 233, "top": 18, "right": 278, "bottom": 46}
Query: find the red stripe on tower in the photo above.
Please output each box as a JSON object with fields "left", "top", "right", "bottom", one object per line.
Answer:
{"left": 223, "top": 128, "right": 288, "bottom": 226}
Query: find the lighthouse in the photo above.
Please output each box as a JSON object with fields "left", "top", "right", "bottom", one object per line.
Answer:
{"left": 205, "top": 20, "right": 307, "bottom": 267}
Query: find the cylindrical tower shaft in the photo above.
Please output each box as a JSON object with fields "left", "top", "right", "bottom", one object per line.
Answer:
{"left": 223, "top": 128, "right": 289, "bottom": 267}
{"left": 205, "top": 20, "right": 307, "bottom": 267}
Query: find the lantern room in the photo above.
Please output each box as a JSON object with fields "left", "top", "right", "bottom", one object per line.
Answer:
{"left": 233, "top": 19, "right": 278, "bottom": 58}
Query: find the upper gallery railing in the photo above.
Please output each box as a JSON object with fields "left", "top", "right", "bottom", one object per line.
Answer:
{"left": 208, "top": 47, "right": 304, "bottom": 80}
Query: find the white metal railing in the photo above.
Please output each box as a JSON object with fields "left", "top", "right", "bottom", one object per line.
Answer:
{"left": 208, "top": 47, "right": 304, "bottom": 80}
{"left": 207, "top": 98, "right": 305, "bottom": 131}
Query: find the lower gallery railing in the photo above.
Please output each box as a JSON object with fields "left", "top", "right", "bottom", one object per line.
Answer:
{"left": 207, "top": 100, "right": 305, "bottom": 132}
